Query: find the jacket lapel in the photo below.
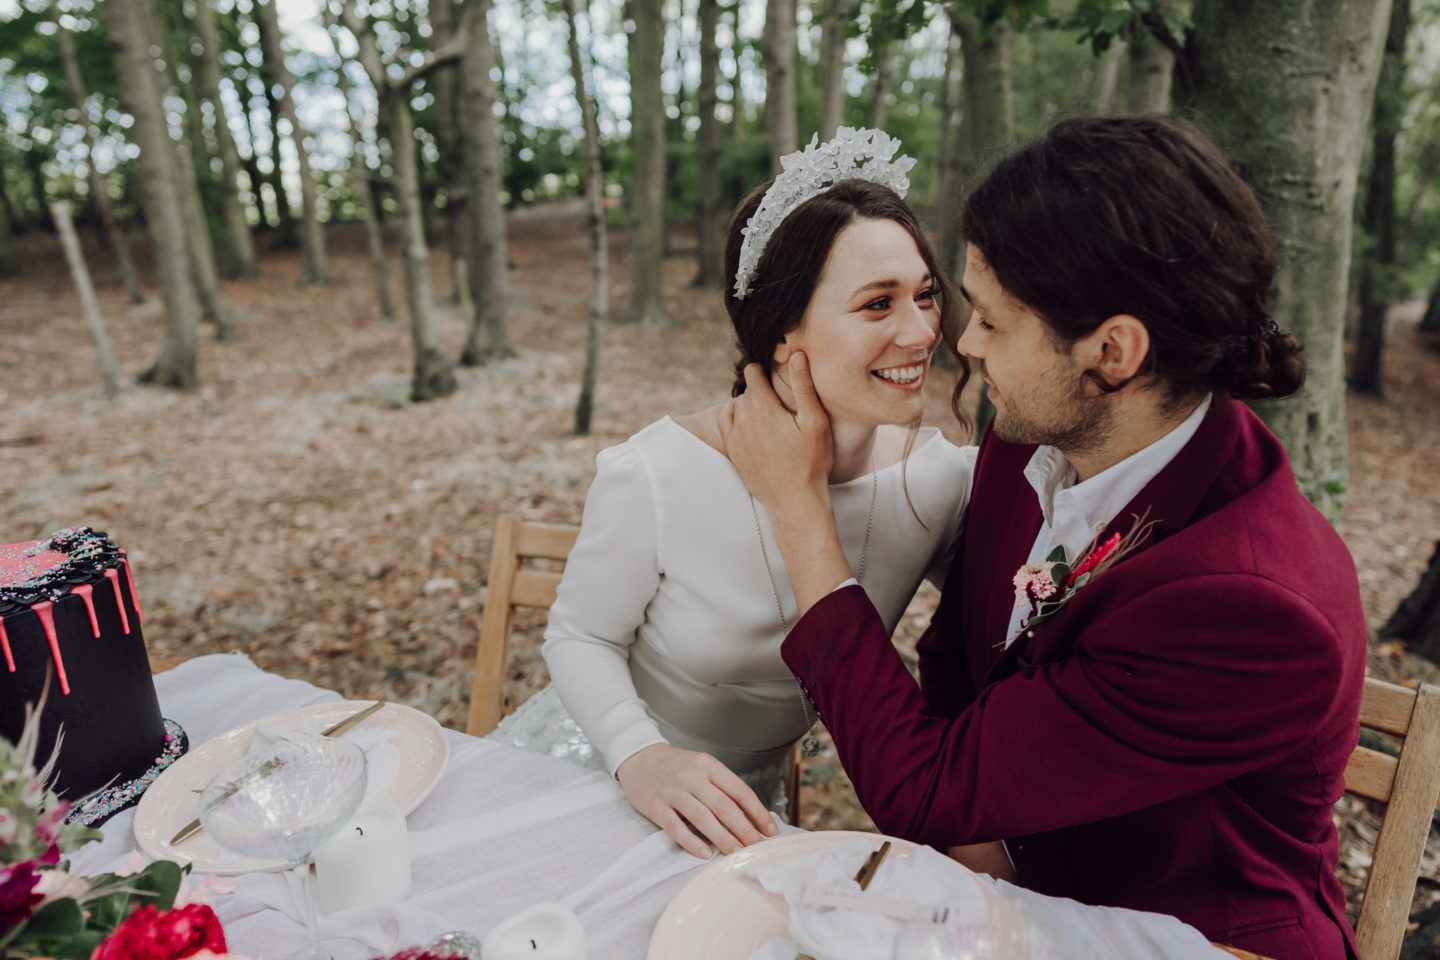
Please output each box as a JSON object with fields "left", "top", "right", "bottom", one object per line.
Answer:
{"left": 977, "top": 394, "right": 1246, "bottom": 686}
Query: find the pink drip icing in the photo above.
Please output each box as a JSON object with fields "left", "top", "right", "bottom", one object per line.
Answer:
{"left": 70, "top": 583, "right": 100, "bottom": 637}
{"left": 120, "top": 554, "right": 144, "bottom": 623}
{"left": 104, "top": 568, "right": 131, "bottom": 634}
{"left": 31, "top": 601, "right": 69, "bottom": 695}
{"left": 0, "top": 617, "right": 12, "bottom": 672}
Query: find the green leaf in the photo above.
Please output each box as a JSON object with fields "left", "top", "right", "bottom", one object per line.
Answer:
{"left": 1073, "top": 572, "right": 1091, "bottom": 589}
{"left": 22, "top": 898, "right": 85, "bottom": 937}
{"left": 1051, "top": 562, "right": 1071, "bottom": 585}
{"left": 1045, "top": 545, "right": 1067, "bottom": 564}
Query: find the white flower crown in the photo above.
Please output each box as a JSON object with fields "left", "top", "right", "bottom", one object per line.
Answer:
{"left": 733, "top": 126, "right": 917, "bottom": 300}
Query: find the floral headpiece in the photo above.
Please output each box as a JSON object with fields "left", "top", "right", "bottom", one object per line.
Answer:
{"left": 733, "top": 126, "right": 917, "bottom": 300}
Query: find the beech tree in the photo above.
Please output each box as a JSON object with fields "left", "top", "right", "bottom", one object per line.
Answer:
{"left": 563, "top": 0, "right": 608, "bottom": 433}
{"left": 255, "top": 0, "right": 329, "bottom": 285}
{"left": 622, "top": 0, "right": 672, "bottom": 327}
{"left": 1176, "top": 0, "right": 1393, "bottom": 524}
{"left": 817, "top": 0, "right": 846, "bottom": 140}
{"left": 763, "top": 0, "right": 797, "bottom": 168}
{"left": 106, "top": 0, "right": 202, "bottom": 388}
{"left": 1351, "top": 0, "right": 1411, "bottom": 397}
{"left": 693, "top": 0, "right": 723, "bottom": 288}
{"left": 51, "top": 1, "right": 143, "bottom": 303}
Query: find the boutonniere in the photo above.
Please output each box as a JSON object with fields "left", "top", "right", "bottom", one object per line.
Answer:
{"left": 1010, "top": 509, "right": 1156, "bottom": 641}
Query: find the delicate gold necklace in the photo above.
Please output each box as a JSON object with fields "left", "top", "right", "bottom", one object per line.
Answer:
{"left": 749, "top": 459, "right": 877, "bottom": 758}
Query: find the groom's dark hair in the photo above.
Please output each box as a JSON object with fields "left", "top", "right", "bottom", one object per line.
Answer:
{"left": 960, "top": 115, "right": 1305, "bottom": 411}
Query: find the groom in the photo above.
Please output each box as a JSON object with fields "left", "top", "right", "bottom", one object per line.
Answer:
{"left": 721, "top": 116, "right": 1366, "bottom": 960}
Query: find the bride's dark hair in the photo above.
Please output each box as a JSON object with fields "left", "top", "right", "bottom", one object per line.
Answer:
{"left": 723, "top": 178, "right": 959, "bottom": 397}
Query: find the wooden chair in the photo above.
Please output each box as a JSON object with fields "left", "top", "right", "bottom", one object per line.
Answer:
{"left": 469, "top": 515, "right": 804, "bottom": 824}
{"left": 1340, "top": 676, "right": 1440, "bottom": 960}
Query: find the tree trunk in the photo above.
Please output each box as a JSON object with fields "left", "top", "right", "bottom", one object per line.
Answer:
{"left": 323, "top": 23, "right": 394, "bottom": 324}
{"left": 0, "top": 188, "right": 15, "bottom": 278}
{"left": 935, "top": 21, "right": 963, "bottom": 278}
{"left": 563, "top": 0, "right": 609, "bottom": 434}
{"left": 190, "top": 0, "right": 258, "bottom": 279}
{"left": 1125, "top": 32, "right": 1173, "bottom": 113}
{"left": 1351, "top": 0, "right": 1409, "bottom": 397}
{"left": 51, "top": 201, "right": 120, "bottom": 397}
{"left": 255, "top": 0, "right": 329, "bottom": 285}
{"left": 259, "top": 80, "right": 297, "bottom": 241}
{"left": 342, "top": 4, "right": 457, "bottom": 401}
{"left": 1094, "top": 40, "right": 1125, "bottom": 113}
{"left": 106, "top": 0, "right": 201, "bottom": 389}
{"left": 170, "top": 65, "right": 238, "bottom": 341}
{"left": 459, "top": 0, "right": 516, "bottom": 363}
{"left": 868, "top": 39, "right": 895, "bottom": 130}
{"left": 693, "top": 0, "right": 723, "bottom": 288}
{"left": 53, "top": 3, "right": 144, "bottom": 302}
{"left": 1421, "top": 271, "right": 1440, "bottom": 334}
{"left": 428, "top": 0, "right": 468, "bottom": 303}
{"left": 1381, "top": 540, "right": 1440, "bottom": 663}
{"left": 728, "top": 1, "right": 748, "bottom": 140}
{"left": 763, "top": 0, "right": 797, "bottom": 170}
{"left": 817, "top": 0, "right": 845, "bottom": 140}
{"left": 1176, "top": 0, "right": 1391, "bottom": 525}
{"left": 622, "top": 0, "right": 672, "bottom": 327}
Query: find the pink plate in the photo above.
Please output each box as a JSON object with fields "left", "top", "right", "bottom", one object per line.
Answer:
{"left": 648, "top": 831, "right": 919, "bottom": 959}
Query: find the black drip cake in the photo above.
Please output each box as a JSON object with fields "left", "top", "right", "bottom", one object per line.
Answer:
{"left": 0, "top": 527, "right": 185, "bottom": 824}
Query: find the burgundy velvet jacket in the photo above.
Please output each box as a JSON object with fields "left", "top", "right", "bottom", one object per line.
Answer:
{"left": 783, "top": 394, "right": 1366, "bottom": 959}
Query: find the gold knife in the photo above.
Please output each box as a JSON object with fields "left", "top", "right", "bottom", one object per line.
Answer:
{"left": 168, "top": 699, "right": 386, "bottom": 846}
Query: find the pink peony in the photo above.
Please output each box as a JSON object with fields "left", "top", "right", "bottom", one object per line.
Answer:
{"left": 0, "top": 860, "right": 44, "bottom": 933}
{"left": 91, "top": 903, "right": 228, "bottom": 960}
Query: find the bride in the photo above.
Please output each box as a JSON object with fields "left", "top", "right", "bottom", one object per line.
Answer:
{"left": 491, "top": 129, "right": 977, "bottom": 859}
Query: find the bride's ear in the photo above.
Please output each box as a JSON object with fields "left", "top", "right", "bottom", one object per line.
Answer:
{"left": 773, "top": 337, "right": 793, "bottom": 366}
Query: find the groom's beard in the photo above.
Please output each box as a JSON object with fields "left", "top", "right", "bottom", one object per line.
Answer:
{"left": 985, "top": 364, "right": 1114, "bottom": 457}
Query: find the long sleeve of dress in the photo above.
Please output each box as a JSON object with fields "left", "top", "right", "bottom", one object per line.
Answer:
{"left": 542, "top": 444, "right": 668, "bottom": 776}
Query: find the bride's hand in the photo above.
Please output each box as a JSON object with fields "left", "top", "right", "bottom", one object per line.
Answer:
{"left": 719, "top": 354, "right": 834, "bottom": 512}
{"left": 615, "top": 743, "right": 778, "bottom": 859}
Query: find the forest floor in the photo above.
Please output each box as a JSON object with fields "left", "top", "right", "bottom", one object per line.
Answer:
{"left": 3, "top": 210, "right": 1439, "bottom": 943}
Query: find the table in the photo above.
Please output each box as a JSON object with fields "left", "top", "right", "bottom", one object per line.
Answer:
{"left": 73, "top": 654, "right": 1233, "bottom": 959}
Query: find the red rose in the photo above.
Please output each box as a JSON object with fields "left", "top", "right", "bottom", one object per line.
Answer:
{"left": 92, "top": 903, "right": 227, "bottom": 960}
{"left": 0, "top": 861, "right": 44, "bottom": 934}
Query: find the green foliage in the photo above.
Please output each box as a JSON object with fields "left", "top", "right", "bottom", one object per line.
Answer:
{"left": 1058, "top": 0, "right": 1190, "bottom": 54}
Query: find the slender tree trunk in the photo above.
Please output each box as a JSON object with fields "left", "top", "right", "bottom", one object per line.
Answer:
{"left": 693, "top": 0, "right": 723, "bottom": 288}
{"left": 1126, "top": 32, "right": 1173, "bottom": 114}
{"left": 1351, "top": 0, "right": 1409, "bottom": 397}
{"left": 563, "top": 0, "right": 609, "bottom": 434}
{"left": 51, "top": 201, "right": 120, "bottom": 397}
{"left": 935, "top": 23, "right": 959, "bottom": 202}
{"left": 1176, "top": 0, "right": 1391, "bottom": 526}
{"left": 54, "top": 4, "right": 144, "bottom": 302}
{"left": 323, "top": 24, "right": 394, "bottom": 324}
{"left": 255, "top": 0, "right": 329, "bottom": 285}
{"left": 106, "top": 0, "right": 201, "bottom": 389}
{"left": 763, "top": 0, "right": 797, "bottom": 169}
{"left": 190, "top": 0, "right": 258, "bottom": 279}
{"left": 868, "top": 39, "right": 896, "bottom": 130}
{"left": 170, "top": 64, "right": 237, "bottom": 341}
{"left": 1419, "top": 269, "right": 1440, "bottom": 334}
{"left": 259, "top": 80, "right": 296, "bottom": 240}
{"left": 342, "top": 3, "right": 457, "bottom": 400}
{"left": 817, "top": 0, "right": 845, "bottom": 140}
{"left": 459, "top": 0, "right": 516, "bottom": 363}
{"left": 1094, "top": 39, "right": 1125, "bottom": 113}
{"left": 622, "top": 0, "right": 673, "bottom": 327}
{"left": 728, "top": 3, "right": 748, "bottom": 140}
{"left": 0, "top": 188, "right": 15, "bottom": 278}
{"left": 1381, "top": 540, "right": 1440, "bottom": 662}
{"left": 429, "top": 0, "right": 468, "bottom": 302}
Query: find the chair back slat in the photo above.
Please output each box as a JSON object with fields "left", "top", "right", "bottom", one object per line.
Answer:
{"left": 515, "top": 522, "right": 580, "bottom": 561}
{"left": 1352, "top": 679, "right": 1440, "bottom": 960}
{"left": 511, "top": 570, "right": 563, "bottom": 609}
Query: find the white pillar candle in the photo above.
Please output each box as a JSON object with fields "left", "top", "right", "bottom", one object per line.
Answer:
{"left": 481, "top": 902, "right": 586, "bottom": 960}
{"left": 314, "top": 802, "right": 412, "bottom": 914}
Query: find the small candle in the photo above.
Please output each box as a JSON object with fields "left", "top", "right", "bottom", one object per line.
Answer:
{"left": 481, "top": 902, "right": 586, "bottom": 960}
{"left": 314, "top": 802, "right": 412, "bottom": 914}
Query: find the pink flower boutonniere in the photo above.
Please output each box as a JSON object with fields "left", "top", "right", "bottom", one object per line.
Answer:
{"left": 1011, "top": 510, "right": 1157, "bottom": 639}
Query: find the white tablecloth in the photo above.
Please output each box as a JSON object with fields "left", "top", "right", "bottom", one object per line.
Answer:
{"left": 71, "top": 654, "right": 1227, "bottom": 960}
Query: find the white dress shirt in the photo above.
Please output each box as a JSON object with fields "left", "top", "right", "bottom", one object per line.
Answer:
{"left": 1003, "top": 394, "right": 1212, "bottom": 645}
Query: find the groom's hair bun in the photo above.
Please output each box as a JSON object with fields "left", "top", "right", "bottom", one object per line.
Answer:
{"left": 961, "top": 115, "right": 1304, "bottom": 404}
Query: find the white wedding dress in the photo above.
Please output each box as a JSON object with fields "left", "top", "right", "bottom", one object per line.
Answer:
{"left": 490, "top": 416, "right": 976, "bottom": 813}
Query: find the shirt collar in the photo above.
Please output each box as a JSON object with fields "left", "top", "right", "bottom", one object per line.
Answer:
{"left": 1023, "top": 394, "right": 1213, "bottom": 550}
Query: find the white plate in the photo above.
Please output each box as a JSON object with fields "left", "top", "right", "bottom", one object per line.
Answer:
{"left": 648, "top": 831, "right": 919, "bottom": 959}
{"left": 134, "top": 700, "right": 449, "bottom": 875}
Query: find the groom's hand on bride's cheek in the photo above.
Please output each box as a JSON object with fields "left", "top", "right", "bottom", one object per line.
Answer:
{"left": 615, "top": 743, "right": 778, "bottom": 859}
{"left": 720, "top": 355, "right": 833, "bottom": 509}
